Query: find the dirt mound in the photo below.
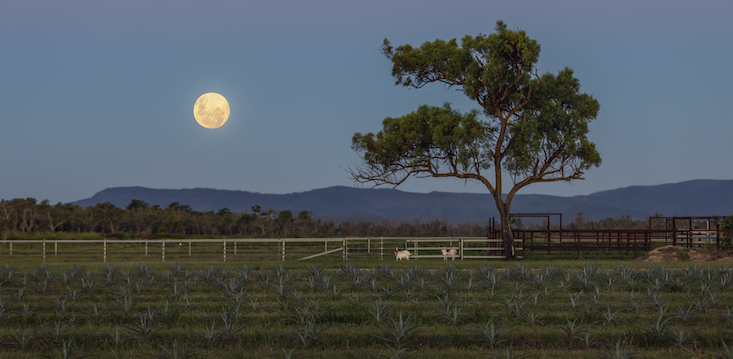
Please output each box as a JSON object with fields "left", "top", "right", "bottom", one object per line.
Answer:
{"left": 639, "top": 245, "right": 733, "bottom": 262}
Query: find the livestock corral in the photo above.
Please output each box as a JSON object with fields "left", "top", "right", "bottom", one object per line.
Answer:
{"left": 2, "top": 215, "right": 730, "bottom": 263}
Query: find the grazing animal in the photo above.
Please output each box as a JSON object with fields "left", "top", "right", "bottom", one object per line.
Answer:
{"left": 438, "top": 244, "right": 457, "bottom": 261}
{"left": 395, "top": 247, "right": 411, "bottom": 260}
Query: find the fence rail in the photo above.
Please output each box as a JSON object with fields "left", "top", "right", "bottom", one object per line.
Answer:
{"left": 2, "top": 229, "right": 731, "bottom": 263}
{"left": 504, "top": 229, "right": 733, "bottom": 257}
{"left": 1, "top": 237, "right": 493, "bottom": 263}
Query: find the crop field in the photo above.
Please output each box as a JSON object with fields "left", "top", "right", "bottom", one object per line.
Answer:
{"left": 1, "top": 257, "right": 733, "bottom": 358}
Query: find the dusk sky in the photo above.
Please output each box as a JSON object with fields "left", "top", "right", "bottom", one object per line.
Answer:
{"left": 1, "top": 0, "right": 731, "bottom": 205}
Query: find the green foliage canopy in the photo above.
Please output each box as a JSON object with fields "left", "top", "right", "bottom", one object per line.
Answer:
{"left": 351, "top": 21, "right": 601, "bottom": 258}
{"left": 352, "top": 21, "right": 600, "bottom": 202}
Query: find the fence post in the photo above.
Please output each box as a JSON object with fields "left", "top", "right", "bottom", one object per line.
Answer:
{"left": 9, "top": 242, "right": 11, "bottom": 256}
{"left": 223, "top": 239, "right": 227, "bottom": 262}
{"left": 413, "top": 238, "right": 418, "bottom": 260}
{"left": 55, "top": 241, "right": 57, "bottom": 256}
{"left": 368, "top": 238, "right": 371, "bottom": 254}
{"left": 162, "top": 239, "right": 165, "bottom": 262}
{"left": 343, "top": 238, "right": 347, "bottom": 260}
{"left": 522, "top": 236, "right": 525, "bottom": 259}
{"left": 460, "top": 238, "right": 464, "bottom": 260}
{"left": 43, "top": 239, "right": 46, "bottom": 263}
{"left": 380, "top": 237, "right": 383, "bottom": 260}
{"left": 189, "top": 241, "right": 191, "bottom": 256}
{"left": 282, "top": 239, "right": 285, "bottom": 261}
{"left": 234, "top": 240, "right": 237, "bottom": 256}
{"left": 145, "top": 240, "right": 148, "bottom": 256}
{"left": 103, "top": 238, "right": 106, "bottom": 263}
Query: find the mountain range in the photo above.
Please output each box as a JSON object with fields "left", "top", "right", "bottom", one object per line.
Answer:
{"left": 71, "top": 179, "right": 733, "bottom": 223}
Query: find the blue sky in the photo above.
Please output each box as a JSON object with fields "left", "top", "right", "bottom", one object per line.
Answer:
{"left": 1, "top": 0, "right": 731, "bottom": 204}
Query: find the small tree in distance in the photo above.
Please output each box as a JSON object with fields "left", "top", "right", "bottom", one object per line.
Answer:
{"left": 721, "top": 216, "right": 733, "bottom": 249}
{"left": 350, "top": 21, "right": 601, "bottom": 260}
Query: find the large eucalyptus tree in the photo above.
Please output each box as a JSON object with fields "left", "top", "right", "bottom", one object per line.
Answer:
{"left": 350, "top": 21, "right": 601, "bottom": 259}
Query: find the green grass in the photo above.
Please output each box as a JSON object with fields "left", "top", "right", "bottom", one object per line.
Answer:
{"left": 0, "top": 256, "right": 732, "bottom": 358}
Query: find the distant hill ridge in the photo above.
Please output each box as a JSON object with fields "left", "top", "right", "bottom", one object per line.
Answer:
{"left": 71, "top": 179, "right": 733, "bottom": 222}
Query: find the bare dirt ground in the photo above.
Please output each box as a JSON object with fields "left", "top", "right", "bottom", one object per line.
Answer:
{"left": 639, "top": 245, "right": 733, "bottom": 262}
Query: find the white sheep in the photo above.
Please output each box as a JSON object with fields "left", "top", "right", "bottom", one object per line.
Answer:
{"left": 394, "top": 247, "right": 411, "bottom": 260}
{"left": 438, "top": 244, "right": 457, "bottom": 261}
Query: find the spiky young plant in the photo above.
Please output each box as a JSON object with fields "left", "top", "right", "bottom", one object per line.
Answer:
{"left": 53, "top": 297, "right": 72, "bottom": 314}
{"left": 125, "top": 308, "right": 162, "bottom": 343}
{"left": 579, "top": 329, "right": 598, "bottom": 349}
{"left": 8, "top": 329, "right": 35, "bottom": 350}
{"left": 469, "top": 321, "right": 514, "bottom": 349}
{"left": 156, "top": 338, "right": 197, "bottom": 359}
{"left": 646, "top": 309, "right": 673, "bottom": 340}
{"left": 600, "top": 306, "right": 623, "bottom": 327}
{"left": 43, "top": 320, "right": 67, "bottom": 341}
{"left": 573, "top": 263, "right": 600, "bottom": 290}
{"left": 525, "top": 311, "right": 545, "bottom": 327}
{"left": 195, "top": 322, "right": 220, "bottom": 348}
{"left": 673, "top": 304, "right": 697, "bottom": 325}
{"left": 19, "top": 301, "right": 39, "bottom": 323}
{"left": 217, "top": 305, "right": 245, "bottom": 341}
{"left": 626, "top": 291, "right": 643, "bottom": 313}
{"left": 287, "top": 305, "right": 315, "bottom": 326}
{"left": 596, "top": 340, "right": 640, "bottom": 359}
{"left": 101, "top": 264, "right": 120, "bottom": 286}
{"left": 376, "top": 313, "right": 421, "bottom": 354}
{"left": 16, "top": 287, "right": 26, "bottom": 301}
{"left": 270, "top": 348, "right": 309, "bottom": 359}
{"left": 0, "top": 296, "right": 11, "bottom": 321}
{"left": 330, "top": 284, "right": 344, "bottom": 300}
{"left": 441, "top": 304, "right": 468, "bottom": 325}
{"left": 484, "top": 343, "right": 533, "bottom": 359}
{"left": 115, "top": 294, "right": 135, "bottom": 313}
{"left": 347, "top": 292, "right": 363, "bottom": 306}
{"left": 65, "top": 287, "right": 81, "bottom": 301}
{"left": 667, "top": 324, "right": 696, "bottom": 347}
{"left": 719, "top": 340, "right": 733, "bottom": 359}
{"left": 103, "top": 326, "right": 127, "bottom": 346}
{"left": 438, "top": 266, "right": 462, "bottom": 294}
{"left": 3, "top": 264, "right": 19, "bottom": 282}
{"left": 436, "top": 293, "right": 453, "bottom": 310}
{"left": 42, "top": 339, "right": 82, "bottom": 359}
{"left": 283, "top": 318, "right": 331, "bottom": 348}
{"left": 272, "top": 278, "right": 290, "bottom": 301}
{"left": 380, "top": 285, "right": 395, "bottom": 300}
{"left": 249, "top": 298, "right": 261, "bottom": 312}
{"left": 369, "top": 298, "right": 390, "bottom": 324}
{"left": 556, "top": 317, "right": 589, "bottom": 344}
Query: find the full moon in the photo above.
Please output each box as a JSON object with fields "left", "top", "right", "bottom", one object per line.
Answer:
{"left": 193, "top": 92, "right": 230, "bottom": 129}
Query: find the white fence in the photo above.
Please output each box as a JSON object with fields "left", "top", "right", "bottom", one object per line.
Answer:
{"left": 401, "top": 237, "right": 524, "bottom": 260}
{"left": 0, "top": 237, "right": 518, "bottom": 262}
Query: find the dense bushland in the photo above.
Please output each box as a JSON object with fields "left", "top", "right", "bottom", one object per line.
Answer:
{"left": 0, "top": 197, "right": 708, "bottom": 240}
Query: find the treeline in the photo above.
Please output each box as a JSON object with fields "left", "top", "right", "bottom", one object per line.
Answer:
{"left": 1, "top": 198, "right": 688, "bottom": 240}
{"left": 0, "top": 198, "right": 493, "bottom": 239}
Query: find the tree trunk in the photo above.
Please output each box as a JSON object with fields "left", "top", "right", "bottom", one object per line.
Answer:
{"left": 499, "top": 209, "right": 517, "bottom": 261}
